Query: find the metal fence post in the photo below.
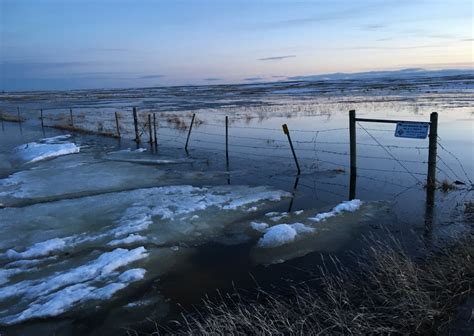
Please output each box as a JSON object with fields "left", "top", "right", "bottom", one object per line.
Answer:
{"left": 225, "top": 116, "right": 229, "bottom": 165}
{"left": 349, "top": 110, "right": 357, "bottom": 175}
{"left": 427, "top": 112, "right": 438, "bottom": 187}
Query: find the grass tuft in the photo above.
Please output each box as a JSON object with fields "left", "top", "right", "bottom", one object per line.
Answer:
{"left": 163, "top": 235, "right": 473, "bottom": 335}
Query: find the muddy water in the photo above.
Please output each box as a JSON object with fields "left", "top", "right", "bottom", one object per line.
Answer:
{"left": 0, "top": 76, "right": 473, "bottom": 335}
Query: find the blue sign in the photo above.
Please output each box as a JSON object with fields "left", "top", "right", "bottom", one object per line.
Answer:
{"left": 395, "top": 122, "right": 429, "bottom": 139}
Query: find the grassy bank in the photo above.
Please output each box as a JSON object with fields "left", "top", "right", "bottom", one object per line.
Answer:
{"left": 160, "top": 233, "right": 473, "bottom": 335}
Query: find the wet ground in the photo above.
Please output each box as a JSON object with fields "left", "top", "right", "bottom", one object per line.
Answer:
{"left": 0, "top": 75, "right": 473, "bottom": 335}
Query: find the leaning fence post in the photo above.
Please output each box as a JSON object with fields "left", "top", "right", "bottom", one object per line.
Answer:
{"left": 349, "top": 110, "right": 357, "bottom": 176}
{"left": 153, "top": 113, "right": 157, "bottom": 145}
{"left": 114, "top": 112, "right": 121, "bottom": 138}
{"left": 282, "top": 124, "right": 301, "bottom": 174}
{"left": 17, "top": 107, "right": 21, "bottom": 123}
{"left": 40, "top": 109, "right": 44, "bottom": 128}
{"left": 133, "top": 107, "right": 140, "bottom": 143}
{"left": 225, "top": 116, "right": 229, "bottom": 165}
{"left": 148, "top": 114, "right": 153, "bottom": 144}
{"left": 185, "top": 113, "right": 196, "bottom": 151}
{"left": 427, "top": 112, "right": 438, "bottom": 187}
{"left": 69, "top": 108, "right": 74, "bottom": 127}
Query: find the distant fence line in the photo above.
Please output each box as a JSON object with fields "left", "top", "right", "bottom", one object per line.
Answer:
{"left": 0, "top": 105, "right": 471, "bottom": 190}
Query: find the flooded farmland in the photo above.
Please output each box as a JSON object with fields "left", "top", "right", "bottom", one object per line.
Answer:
{"left": 0, "top": 75, "right": 473, "bottom": 335}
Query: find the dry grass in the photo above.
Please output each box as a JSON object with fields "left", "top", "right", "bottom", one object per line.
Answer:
{"left": 0, "top": 111, "right": 24, "bottom": 122}
{"left": 161, "top": 235, "right": 473, "bottom": 336}
{"left": 163, "top": 114, "right": 205, "bottom": 131}
{"left": 52, "top": 124, "right": 119, "bottom": 138}
{"left": 440, "top": 179, "right": 457, "bottom": 192}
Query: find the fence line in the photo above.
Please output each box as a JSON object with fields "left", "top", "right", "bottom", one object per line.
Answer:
{"left": 1, "top": 106, "right": 470, "bottom": 188}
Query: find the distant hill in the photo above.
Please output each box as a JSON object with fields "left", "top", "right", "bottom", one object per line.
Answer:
{"left": 287, "top": 68, "right": 474, "bottom": 81}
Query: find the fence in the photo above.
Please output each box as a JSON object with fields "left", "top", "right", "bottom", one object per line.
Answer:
{"left": 1, "top": 105, "right": 471, "bottom": 194}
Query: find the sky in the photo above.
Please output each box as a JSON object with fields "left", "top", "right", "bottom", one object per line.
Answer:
{"left": 0, "top": 0, "right": 473, "bottom": 91}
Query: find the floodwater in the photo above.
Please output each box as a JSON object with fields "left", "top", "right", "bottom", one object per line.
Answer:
{"left": 0, "top": 76, "right": 473, "bottom": 335}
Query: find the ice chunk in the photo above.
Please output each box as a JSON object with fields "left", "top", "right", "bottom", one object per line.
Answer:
{"left": 0, "top": 160, "right": 167, "bottom": 204}
{"left": 5, "top": 237, "right": 68, "bottom": 259}
{"left": 107, "top": 234, "right": 147, "bottom": 246}
{"left": 5, "top": 283, "right": 96, "bottom": 324}
{"left": 118, "top": 268, "right": 146, "bottom": 282}
{"left": 0, "top": 247, "right": 148, "bottom": 302}
{"left": 0, "top": 268, "right": 32, "bottom": 285}
{"left": 250, "top": 221, "right": 269, "bottom": 232}
{"left": 14, "top": 135, "right": 80, "bottom": 164}
{"left": 2, "top": 268, "right": 146, "bottom": 324}
{"left": 0, "top": 185, "right": 291, "bottom": 258}
{"left": 309, "top": 199, "right": 362, "bottom": 222}
{"left": 290, "top": 223, "right": 316, "bottom": 234}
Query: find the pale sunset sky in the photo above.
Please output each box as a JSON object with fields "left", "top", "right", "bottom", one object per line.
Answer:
{"left": 0, "top": 0, "right": 472, "bottom": 90}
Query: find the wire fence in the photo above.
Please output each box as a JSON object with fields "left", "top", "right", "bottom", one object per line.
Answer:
{"left": 1, "top": 106, "right": 472, "bottom": 190}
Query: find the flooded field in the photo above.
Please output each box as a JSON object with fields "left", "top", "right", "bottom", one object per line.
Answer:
{"left": 0, "top": 76, "right": 473, "bottom": 335}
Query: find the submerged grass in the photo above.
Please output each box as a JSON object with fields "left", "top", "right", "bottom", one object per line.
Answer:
{"left": 52, "top": 124, "right": 119, "bottom": 138}
{"left": 158, "top": 233, "right": 473, "bottom": 335}
{"left": 0, "top": 111, "right": 24, "bottom": 122}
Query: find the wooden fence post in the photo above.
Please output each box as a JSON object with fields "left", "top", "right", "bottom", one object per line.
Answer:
{"left": 133, "top": 107, "right": 140, "bottom": 143}
{"left": 69, "top": 108, "right": 74, "bottom": 127}
{"left": 225, "top": 116, "right": 229, "bottom": 165}
{"left": 153, "top": 113, "right": 157, "bottom": 145}
{"left": 114, "top": 112, "right": 121, "bottom": 138}
{"left": 185, "top": 113, "right": 196, "bottom": 151}
{"left": 427, "top": 112, "right": 438, "bottom": 187}
{"left": 17, "top": 107, "right": 21, "bottom": 123}
{"left": 40, "top": 109, "right": 44, "bottom": 128}
{"left": 282, "top": 124, "right": 301, "bottom": 174}
{"left": 349, "top": 110, "right": 357, "bottom": 176}
{"left": 148, "top": 114, "right": 153, "bottom": 144}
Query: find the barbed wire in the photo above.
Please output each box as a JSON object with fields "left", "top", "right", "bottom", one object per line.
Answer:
{"left": 3, "top": 107, "right": 469, "bottom": 190}
{"left": 357, "top": 122, "right": 424, "bottom": 184}
{"left": 437, "top": 136, "right": 473, "bottom": 185}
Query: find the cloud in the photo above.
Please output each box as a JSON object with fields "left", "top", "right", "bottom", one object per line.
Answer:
{"left": 244, "top": 76, "right": 265, "bottom": 81}
{"left": 258, "top": 55, "right": 296, "bottom": 61}
{"left": 138, "top": 74, "right": 164, "bottom": 79}
{"left": 428, "top": 34, "right": 454, "bottom": 39}
{"left": 343, "top": 43, "right": 451, "bottom": 50}
{"left": 204, "top": 77, "right": 222, "bottom": 81}
{"left": 363, "top": 23, "right": 387, "bottom": 30}
{"left": 256, "top": 1, "right": 403, "bottom": 29}
{"left": 0, "top": 61, "right": 103, "bottom": 69}
{"left": 461, "top": 38, "right": 474, "bottom": 42}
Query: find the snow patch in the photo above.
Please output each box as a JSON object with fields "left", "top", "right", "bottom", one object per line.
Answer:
{"left": 5, "top": 238, "right": 68, "bottom": 259}
{"left": 250, "top": 221, "right": 269, "bottom": 232}
{"left": 257, "top": 223, "right": 315, "bottom": 248}
{"left": 14, "top": 135, "right": 80, "bottom": 164}
{"left": 309, "top": 199, "right": 362, "bottom": 222}
{"left": 0, "top": 247, "right": 148, "bottom": 302}
{"left": 107, "top": 234, "right": 147, "bottom": 246}
{"left": 2, "top": 267, "right": 146, "bottom": 324}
